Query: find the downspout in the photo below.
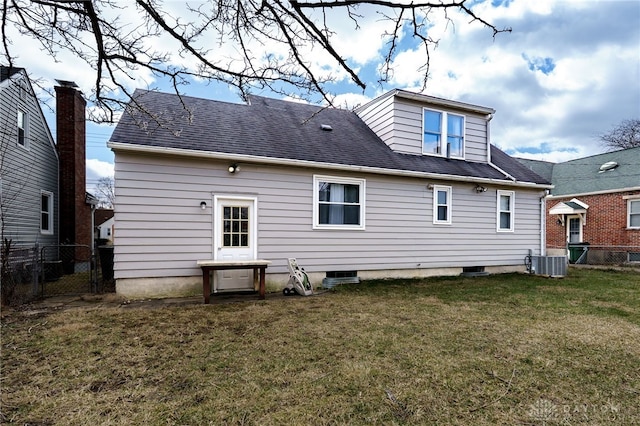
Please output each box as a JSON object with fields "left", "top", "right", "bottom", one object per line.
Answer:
{"left": 91, "top": 204, "right": 95, "bottom": 291}
{"left": 486, "top": 113, "right": 493, "bottom": 164}
{"left": 540, "top": 191, "right": 548, "bottom": 256}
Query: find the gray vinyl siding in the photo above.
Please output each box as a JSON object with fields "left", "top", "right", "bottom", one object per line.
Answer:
{"left": 0, "top": 73, "right": 59, "bottom": 248}
{"left": 356, "top": 95, "right": 489, "bottom": 162}
{"left": 464, "top": 116, "right": 489, "bottom": 162}
{"left": 113, "top": 152, "right": 544, "bottom": 279}
{"left": 355, "top": 94, "right": 396, "bottom": 149}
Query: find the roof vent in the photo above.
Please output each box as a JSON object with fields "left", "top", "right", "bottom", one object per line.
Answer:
{"left": 599, "top": 161, "right": 618, "bottom": 173}
{"left": 320, "top": 124, "right": 333, "bottom": 131}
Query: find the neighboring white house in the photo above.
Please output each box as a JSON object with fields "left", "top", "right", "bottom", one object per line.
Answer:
{"left": 107, "top": 89, "right": 551, "bottom": 299}
{"left": 97, "top": 217, "right": 114, "bottom": 242}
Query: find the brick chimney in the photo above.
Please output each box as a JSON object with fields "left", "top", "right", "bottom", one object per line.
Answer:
{"left": 55, "top": 81, "right": 91, "bottom": 250}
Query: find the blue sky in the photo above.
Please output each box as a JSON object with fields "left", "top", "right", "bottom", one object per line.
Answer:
{"left": 9, "top": 0, "right": 640, "bottom": 191}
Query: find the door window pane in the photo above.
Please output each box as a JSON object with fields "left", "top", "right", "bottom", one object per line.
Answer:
{"left": 569, "top": 217, "right": 581, "bottom": 242}
{"left": 222, "top": 206, "right": 249, "bottom": 247}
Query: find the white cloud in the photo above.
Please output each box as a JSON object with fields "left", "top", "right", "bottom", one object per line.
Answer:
{"left": 371, "top": 0, "right": 640, "bottom": 162}
{"left": 87, "top": 159, "right": 115, "bottom": 180}
{"left": 86, "top": 159, "right": 115, "bottom": 196}
{"left": 6, "top": 0, "right": 639, "bottom": 166}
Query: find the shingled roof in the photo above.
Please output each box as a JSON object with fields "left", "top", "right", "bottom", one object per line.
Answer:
{"left": 109, "top": 89, "right": 550, "bottom": 186}
{"left": 0, "top": 66, "right": 24, "bottom": 83}
{"left": 521, "top": 147, "right": 640, "bottom": 196}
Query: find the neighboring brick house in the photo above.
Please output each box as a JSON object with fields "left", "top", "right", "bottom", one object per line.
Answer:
{"left": 519, "top": 147, "right": 640, "bottom": 264}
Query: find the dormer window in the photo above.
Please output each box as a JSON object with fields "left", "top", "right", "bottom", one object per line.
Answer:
{"left": 423, "top": 109, "right": 464, "bottom": 158}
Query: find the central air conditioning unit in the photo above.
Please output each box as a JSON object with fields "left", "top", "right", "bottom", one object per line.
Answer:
{"left": 527, "top": 256, "right": 567, "bottom": 277}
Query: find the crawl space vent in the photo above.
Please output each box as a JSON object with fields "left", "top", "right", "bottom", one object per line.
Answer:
{"left": 322, "top": 270, "right": 359, "bottom": 288}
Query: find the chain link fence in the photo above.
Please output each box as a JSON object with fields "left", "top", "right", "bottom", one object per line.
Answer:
{"left": 41, "top": 244, "right": 95, "bottom": 296}
{"left": 1, "top": 243, "right": 40, "bottom": 306}
{"left": 1, "top": 242, "right": 114, "bottom": 306}
{"left": 569, "top": 244, "right": 640, "bottom": 266}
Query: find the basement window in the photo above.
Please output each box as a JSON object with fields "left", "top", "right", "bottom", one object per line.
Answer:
{"left": 326, "top": 271, "right": 358, "bottom": 278}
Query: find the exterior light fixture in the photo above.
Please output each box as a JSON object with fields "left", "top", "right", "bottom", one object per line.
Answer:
{"left": 475, "top": 185, "right": 487, "bottom": 193}
{"left": 228, "top": 163, "right": 239, "bottom": 173}
{"left": 200, "top": 201, "right": 207, "bottom": 210}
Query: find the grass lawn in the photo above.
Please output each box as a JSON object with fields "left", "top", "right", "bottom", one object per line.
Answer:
{"left": 1, "top": 268, "right": 639, "bottom": 425}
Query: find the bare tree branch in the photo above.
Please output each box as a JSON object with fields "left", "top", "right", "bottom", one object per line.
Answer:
{"left": 600, "top": 118, "right": 640, "bottom": 151}
{"left": 94, "top": 176, "right": 115, "bottom": 208}
{"left": 2, "top": 0, "right": 510, "bottom": 122}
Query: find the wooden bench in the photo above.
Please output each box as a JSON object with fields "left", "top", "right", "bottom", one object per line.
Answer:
{"left": 196, "top": 260, "right": 271, "bottom": 304}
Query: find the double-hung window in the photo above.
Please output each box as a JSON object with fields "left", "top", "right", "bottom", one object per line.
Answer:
{"left": 41, "top": 191, "right": 53, "bottom": 234}
{"left": 629, "top": 199, "right": 640, "bottom": 229}
{"left": 17, "top": 109, "right": 27, "bottom": 148}
{"left": 313, "top": 175, "right": 365, "bottom": 229}
{"left": 423, "top": 109, "right": 464, "bottom": 158}
{"left": 497, "top": 190, "right": 514, "bottom": 232}
{"left": 433, "top": 185, "right": 452, "bottom": 224}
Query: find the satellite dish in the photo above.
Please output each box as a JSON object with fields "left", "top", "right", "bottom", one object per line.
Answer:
{"left": 599, "top": 161, "right": 619, "bottom": 172}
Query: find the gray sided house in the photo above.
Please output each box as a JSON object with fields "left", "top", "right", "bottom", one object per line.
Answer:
{"left": 108, "top": 89, "right": 551, "bottom": 298}
{"left": 0, "top": 67, "right": 59, "bottom": 250}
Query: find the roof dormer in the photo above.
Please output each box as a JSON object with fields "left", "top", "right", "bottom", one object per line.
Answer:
{"left": 355, "top": 89, "right": 495, "bottom": 163}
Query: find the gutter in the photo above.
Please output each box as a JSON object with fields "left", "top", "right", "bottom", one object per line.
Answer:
{"left": 108, "top": 141, "right": 553, "bottom": 190}
{"left": 546, "top": 186, "right": 640, "bottom": 199}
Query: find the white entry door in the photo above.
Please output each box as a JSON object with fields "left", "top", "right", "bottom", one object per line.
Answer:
{"left": 214, "top": 196, "right": 257, "bottom": 292}
{"left": 567, "top": 215, "right": 582, "bottom": 243}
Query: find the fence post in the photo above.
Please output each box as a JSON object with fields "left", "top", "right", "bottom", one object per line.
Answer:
{"left": 32, "top": 244, "right": 39, "bottom": 298}
{"left": 92, "top": 246, "right": 97, "bottom": 293}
